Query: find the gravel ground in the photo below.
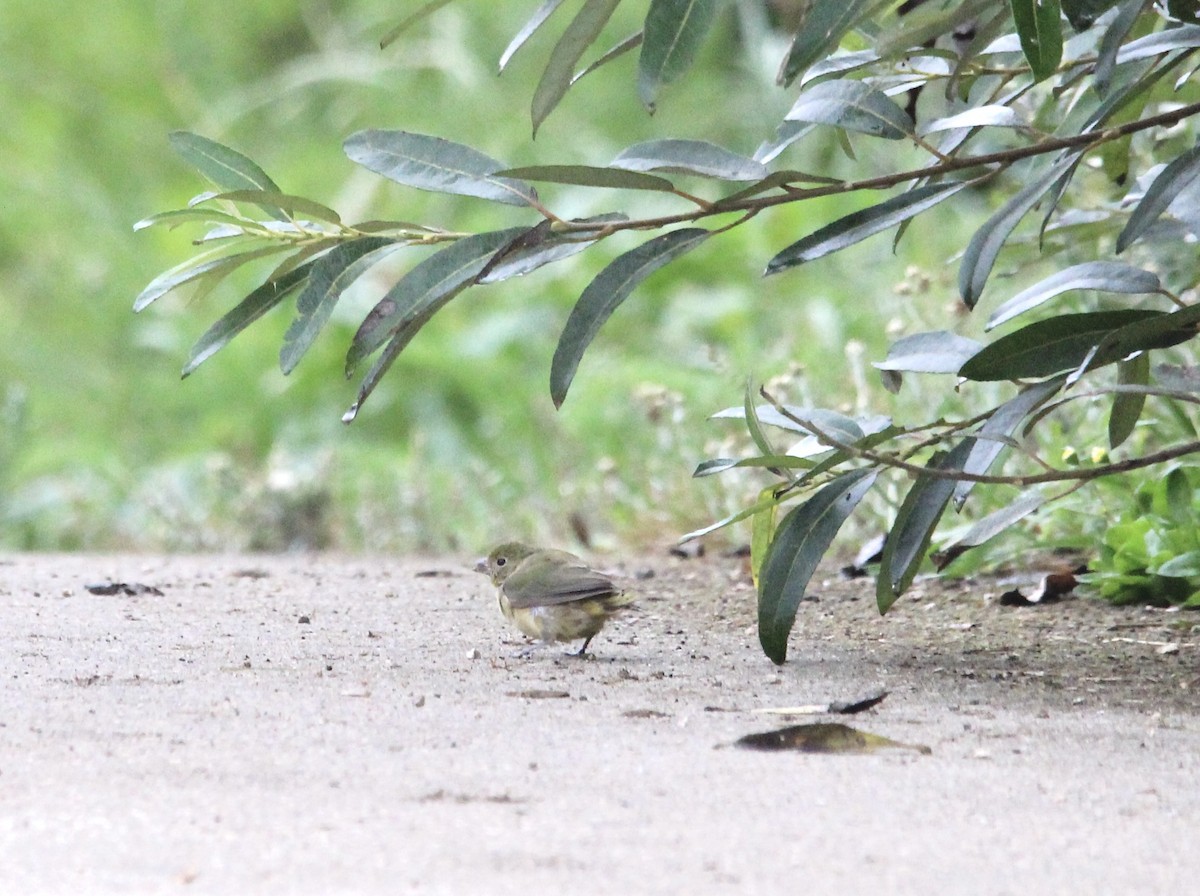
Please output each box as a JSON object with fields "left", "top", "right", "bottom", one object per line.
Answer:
{"left": 2, "top": 551, "right": 1197, "bottom": 895}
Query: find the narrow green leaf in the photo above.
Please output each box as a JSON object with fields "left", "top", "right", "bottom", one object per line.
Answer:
{"left": 280, "top": 238, "right": 400, "bottom": 375}
{"left": 917, "top": 105, "right": 1025, "bottom": 136}
{"left": 1094, "top": 0, "right": 1143, "bottom": 95}
{"left": 638, "top": 0, "right": 722, "bottom": 111}
{"left": 611, "top": 139, "right": 768, "bottom": 181}
{"left": 133, "top": 207, "right": 248, "bottom": 232}
{"left": 986, "top": 262, "right": 1164, "bottom": 331}
{"left": 750, "top": 486, "right": 780, "bottom": 589}
{"left": 133, "top": 244, "right": 285, "bottom": 312}
{"left": 953, "top": 376, "right": 1065, "bottom": 508}
{"left": 496, "top": 164, "right": 675, "bottom": 192}
{"left": 959, "top": 151, "right": 1083, "bottom": 308}
{"left": 759, "top": 469, "right": 877, "bottom": 663}
{"left": 777, "top": 0, "right": 882, "bottom": 87}
{"left": 499, "top": 0, "right": 569, "bottom": 71}
{"left": 550, "top": 228, "right": 709, "bottom": 407}
{"left": 1086, "top": 303, "right": 1200, "bottom": 377}
{"left": 1117, "top": 142, "right": 1200, "bottom": 253}
{"left": 183, "top": 263, "right": 314, "bottom": 377}
{"left": 168, "top": 132, "right": 285, "bottom": 220}
{"left": 1115, "top": 24, "right": 1200, "bottom": 63}
{"left": 877, "top": 439, "right": 974, "bottom": 612}
{"left": 692, "top": 454, "right": 819, "bottom": 476}
{"left": 936, "top": 491, "right": 1046, "bottom": 568}
{"left": 380, "top": 0, "right": 457, "bottom": 48}
{"left": 479, "top": 214, "right": 626, "bottom": 284}
{"left": 785, "top": 80, "right": 913, "bottom": 140}
{"left": 874, "top": 331, "right": 983, "bottom": 374}
{"left": 345, "top": 228, "right": 528, "bottom": 375}
{"left": 343, "top": 130, "right": 538, "bottom": 207}
{"left": 678, "top": 490, "right": 788, "bottom": 542}
{"left": 532, "top": 0, "right": 622, "bottom": 135}
{"left": 959, "top": 310, "right": 1162, "bottom": 381}
{"left": 800, "top": 49, "right": 880, "bottom": 87}
{"left": 754, "top": 121, "right": 817, "bottom": 164}
{"left": 572, "top": 31, "right": 643, "bottom": 85}
{"left": 1010, "top": 0, "right": 1063, "bottom": 82}
{"left": 744, "top": 380, "right": 776, "bottom": 458}
{"left": 1109, "top": 352, "right": 1150, "bottom": 449}
{"left": 765, "top": 181, "right": 968, "bottom": 273}
{"left": 207, "top": 190, "right": 343, "bottom": 224}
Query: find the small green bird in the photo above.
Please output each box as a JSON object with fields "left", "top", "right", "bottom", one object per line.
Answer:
{"left": 474, "top": 542, "right": 634, "bottom": 656}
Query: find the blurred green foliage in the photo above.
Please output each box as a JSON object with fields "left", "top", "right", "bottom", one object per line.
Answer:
{"left": 0, "top": 1, "right": 970, "bottom": 552}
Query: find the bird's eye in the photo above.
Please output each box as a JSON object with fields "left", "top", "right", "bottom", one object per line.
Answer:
{"left": 496, "top": 557, "right": 507, "bottom": 567}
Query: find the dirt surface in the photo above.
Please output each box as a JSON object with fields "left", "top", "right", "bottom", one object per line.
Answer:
{"left": 3, "top": 551, "right": 1198, "bottom": 894}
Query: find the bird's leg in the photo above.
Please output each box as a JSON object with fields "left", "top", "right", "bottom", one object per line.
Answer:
{"left": 570, "top": 635, "right": 595, "bottom": 658}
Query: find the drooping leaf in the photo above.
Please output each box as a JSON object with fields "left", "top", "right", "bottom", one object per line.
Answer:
{"left": 638, "top": 0, "right": 722, "bottom": 111}
{"left": 496, "top": 164, "right": 675, "bottom": 192}
{"left": 1117, "top": 141, "right": 1200, "bottom": 253}
{"left": 280, "top": 238, "right": 400, "bottom": 375}
{"left": 499, "top": 0, "right": 569, "bottom": 71}
{"left": 550, "top": 228, "right": 710, "bottom": 407}
{"left": 785, "top": 79, "right": 913, "bottom": 139}
{"left": 986, "top": 261, "right": 1164, "bottom": 330}
{"left": 916, "top": 105, "right": 1025, "bottom": 135}
{"left": 1010, "top": 0, "right": 1063, "bottom": 82}
{"left": 934, "top": 491, "right": 1046, "bottom": 569}
{"left": 750, "top": 486, "right": 780, "bottom": 588}
{"left": 133, "top": 244, "right": 286, "bottom": 312}
{"left": 379, "top": 0, "right": 457, "bottom": 48}
{"left": 953, "top": 376, "right": 1065, "bottom": 508}
{"left": 343, "top": 130, "right": 538, "bottom": 207}
{"left": 959, "top": 151, "right": 1083, "bottom": 308}
{"left": 764, "top": 180, "right": 968, "bottom": 273}
{"left": 1094, "top": 0, "right": 1143, "bottom": 96}
{"left": 1110, "top": 352, "right": 1150, "bottom": 449}
{"left": 478, "top": 214, "right": 626, "bottom": 283}
{"left": 183, "top": 263, "right": 314, "bottom": 377}
{"left": 776, "top": 0, "right": 884, "bottom": 87}
{"left": 168, "top": 132, "right": 285, "bottom": 220}
{"left": 345, "top": 228, "right": 528, "bottom": 375}
{"left": 610, "top": 139, "right": 769, "bottom": 181}
{"left": 874, "top": 331, "right": 983, "bottom": 374}
{"left": 759, "top": 468, "right": 877, "bottom": 663}
{"left": 877, "top": 438, "right": 974, "bottom": 612}
{"left": 532, "top": 0, "right": 622, "bottom": 135}
{"left": 959, "top": 310, "right": 1162, "bottom": 381}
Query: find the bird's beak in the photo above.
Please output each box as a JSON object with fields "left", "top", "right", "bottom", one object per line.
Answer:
{"left": 473, "top": 557, "right": 488, "bottom": 574}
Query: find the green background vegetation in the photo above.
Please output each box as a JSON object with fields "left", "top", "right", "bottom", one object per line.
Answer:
{"left": 0, "top": 1, "right": 1001, "bottom": 554}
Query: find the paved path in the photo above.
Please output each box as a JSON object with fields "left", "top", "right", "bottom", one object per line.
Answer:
{"left": 2, "top": 553, "right": 1196, "bottom": 894}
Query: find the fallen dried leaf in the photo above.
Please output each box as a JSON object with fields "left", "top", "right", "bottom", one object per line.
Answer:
{"left": 733, "top": 722, "right": 930, "bottom": 755}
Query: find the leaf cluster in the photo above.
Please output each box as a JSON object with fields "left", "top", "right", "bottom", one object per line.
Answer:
{"left": 135, "top": 1, "right": 1200, "bottom": 662}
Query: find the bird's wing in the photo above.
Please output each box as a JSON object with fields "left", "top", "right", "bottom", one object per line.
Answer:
{"left": 502, "top": 550, "right": 619, "bottom": 609}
